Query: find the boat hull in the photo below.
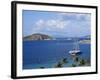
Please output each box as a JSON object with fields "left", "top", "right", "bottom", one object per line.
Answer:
{"left": 69, "top": 50, "right": 82, "bottom": 56}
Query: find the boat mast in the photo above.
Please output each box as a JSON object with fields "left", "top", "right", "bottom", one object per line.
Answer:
{"left": 73, "top": 38, "right": 79, "bottom": 50}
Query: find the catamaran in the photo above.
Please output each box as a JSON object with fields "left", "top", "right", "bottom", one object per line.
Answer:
{"left": 69, "top": 38, "right": 82, "bottom": 56}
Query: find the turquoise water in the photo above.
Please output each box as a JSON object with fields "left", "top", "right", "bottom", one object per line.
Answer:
{"left": 23, "top": 40, "right": 91, "bottom": 69}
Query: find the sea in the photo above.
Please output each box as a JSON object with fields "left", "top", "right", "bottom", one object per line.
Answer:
{"left": 23, "top": 39, "right": 91, "bottom": 69}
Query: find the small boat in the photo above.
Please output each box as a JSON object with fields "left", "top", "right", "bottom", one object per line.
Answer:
{"left": 69, "top": 50, "right": 81, "bottom": 56}
{"left": 69, "top": 38, "right": 82, "bottom": 56}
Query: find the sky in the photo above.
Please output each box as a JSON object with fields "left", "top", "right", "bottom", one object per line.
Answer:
{"left": 23, "top": 10, "right": 91, "bottom": 38}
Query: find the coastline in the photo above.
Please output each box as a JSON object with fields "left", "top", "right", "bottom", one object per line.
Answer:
{"left": 79, "top": 40, "right": 90, "bottom": 44}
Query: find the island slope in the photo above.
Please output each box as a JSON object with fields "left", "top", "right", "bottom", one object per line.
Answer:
{"left": 23, "top": 33, "right": 53, "bottom": 40}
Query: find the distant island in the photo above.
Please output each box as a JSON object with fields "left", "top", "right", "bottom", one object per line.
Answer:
{"left": 23, "top": 33, "right": 53, "bottom": 41}
{"left": 79, "top": 35, "right": 91, "bottom": 44}
{"left": 79, "top": 40, "right": 90, "bottom": 44}
{"left": 23, "top": 33, "right": 91, "bottom": 43}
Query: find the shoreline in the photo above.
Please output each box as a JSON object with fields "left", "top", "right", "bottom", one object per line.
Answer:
{"left": 79, "top": 40, "right": 90, "bottom": 44}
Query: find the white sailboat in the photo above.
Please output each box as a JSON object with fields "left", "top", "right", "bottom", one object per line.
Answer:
{"left": 69, "top": 38, "right": 81, "bottom": 56}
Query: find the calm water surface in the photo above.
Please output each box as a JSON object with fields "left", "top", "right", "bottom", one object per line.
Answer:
{"left": 23, "top": 40, "right": 91, "bottom": 69}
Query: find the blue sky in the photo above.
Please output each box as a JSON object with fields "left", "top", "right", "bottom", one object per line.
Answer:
{"left": 23, "top": 10, "right": 91, "bottom": 38}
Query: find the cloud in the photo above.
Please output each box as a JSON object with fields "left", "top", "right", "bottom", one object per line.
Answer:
{"left": 46, "top": 19, "right": 70, "bottom": 29}
{"left": 34, "top": 18, "right": 70, "bottom": 32}
{"left": 32, "top": 12, "right": 91, "bottom": 37}
{"left": 58, "top": 12, "right": 91, "bottom": 21}
{"left": 36, "top": 19, "right": 44, "bottom": 27}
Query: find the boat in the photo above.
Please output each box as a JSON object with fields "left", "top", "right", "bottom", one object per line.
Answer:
{"left": 69, "top": 50, "right": 81, "bottom": 56}
{"left": 69, "top": 38, "right": 82, "bottom": 56}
